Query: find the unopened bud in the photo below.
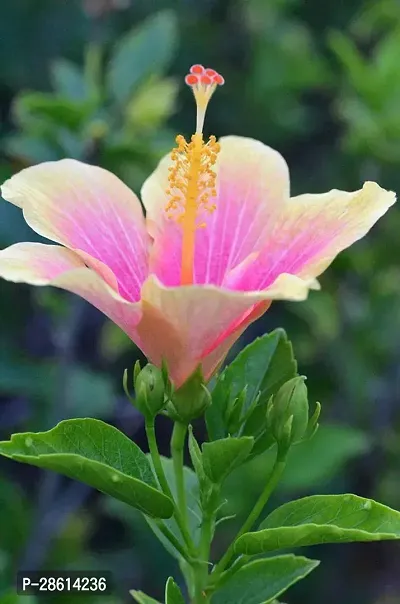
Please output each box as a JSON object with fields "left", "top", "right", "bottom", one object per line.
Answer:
{"left": 267, "top": 376, "right": 309, "bottom": 457}
{"left": 123, "top": 363, "right": 166, "bottom": 418}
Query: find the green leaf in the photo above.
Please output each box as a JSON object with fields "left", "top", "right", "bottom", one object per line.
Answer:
{"left": 202, "top": 437, "right": 254, "bottom": 484}
{"left": 146, "top": 456, "right": 200, "bottom": 556}
{"left": 165, "top": 577, "right": 185, "bottom": 604}
{"left": 0, "top": 419, "right": 173, "bottom": 519}
{"left": 107, "top": 10, "right": 178, "bottom": 104}
{"left": 51, "top": 59, "right": 87, "bottom": 102}
{"left": 235, "top": 494, "right": 400, "bottom": 555}
{"left": 126, "top": 77, "right": 178, "bottom": 129}
{"left": 206, "top": 329, "right": 296, "bottom": 441}
{"left": 130, "top": 591, "right": 161, "bottom": 604}
{"left": 14, "top": 92, "right": 90, "bottom": 130}
{"left": 211, "top": 555, "right": 319, "bottom": 604}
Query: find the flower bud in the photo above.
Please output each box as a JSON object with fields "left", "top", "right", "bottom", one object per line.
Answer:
{"left": 267, "top": 376, "right": 309, "bottom": 458}
{"left": 123, "top": 362, "right": 166, "bottom": 418}
{"left": 170, "top": 366, "right": 211, "bottom": 423}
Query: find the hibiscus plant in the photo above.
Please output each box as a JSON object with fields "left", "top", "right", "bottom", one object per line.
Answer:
{"left": 0, "top": 65, "right": 399, "bottom": 604}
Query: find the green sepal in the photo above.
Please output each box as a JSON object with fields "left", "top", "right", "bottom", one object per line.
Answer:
{"left": 235, "top": 494, "right": 400, "bottom": 555}
{"left": 304, "top": 401, "right": 321, "bottom": 440}
{"left": 0, "top": 419, "right": 173, "bottom": 518}
{"left": 224, "top": 386, "right": 247, "bottom": 434}
{"left": 202, "top": 436, "right": 254, "bottom": 484}
{"left": 188, "top": 426, "right": 206, "bottom": 485}
{"left": 170, "top": 366, "right": 211, "bottom": 422}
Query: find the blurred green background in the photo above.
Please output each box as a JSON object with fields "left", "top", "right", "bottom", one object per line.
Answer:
{"left": 0, "top": 0, "right": 400, "bottom": 602}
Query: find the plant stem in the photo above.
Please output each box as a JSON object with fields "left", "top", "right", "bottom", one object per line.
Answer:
{"left": 211, "top": 455, "right": 287, "bottom": 579}
{"left": 171, "top": 421, "right": 189, "bottom": 529}
{"left": 85, "top": 42, "right": 102, "bottom": 101}
{"left": 208, "top": 555, "right": 249, "bottom": 592}
{"left": 199, "top": 512, "right": 214, "bottom": 566}
{"left": 145, "top": 419, "right": 193, "bottom": 553}
{"left": 154, "top": 520, "right": 190, "bottom": 561}
{"left": 193, "top": 510, "right": 214, "bottom": 603}
{"left": 146, "top": 419, "right": 174, "bottom": 498}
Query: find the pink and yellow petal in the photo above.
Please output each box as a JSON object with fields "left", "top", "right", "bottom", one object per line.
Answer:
{"left": 0, "top": 242, "right": 142, "bottom": 338}
{"left": 1, "top": 160, "right": 150, "bottom": 301}
{"left": 292, "top": 182, "right": 396, "bottom": 281}
{"left": 228, "top": 181, "right": 396, "bottom": 294}
{"left": 0, "top": 242, "right": 84, "bottom": 284}
{"left": 141, "top": 135, "right": 290, "bottom": 287}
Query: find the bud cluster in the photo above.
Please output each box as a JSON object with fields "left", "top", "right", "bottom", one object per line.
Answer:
{"left": 218, "top": 375, "right": 320, "bottom": 459}
{"left": 123, "top": 361, "right": 212, "bottom": 423}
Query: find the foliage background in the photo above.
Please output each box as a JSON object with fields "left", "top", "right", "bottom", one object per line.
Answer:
{"left": 0, "top": 0, "right": 399, "bottom": 602}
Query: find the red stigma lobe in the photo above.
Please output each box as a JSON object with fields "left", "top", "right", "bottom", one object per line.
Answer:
{"left": 185, "top": 74, "right": 199, "bottom": 86}
{"left": 190, "top": 64, "right": 205, "bottom": 75}
{"left": 186, "top": 65, "right": 225, "bottom": 88}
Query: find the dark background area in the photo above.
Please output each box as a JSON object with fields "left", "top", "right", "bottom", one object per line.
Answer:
{"left": 0, "top": 0, "right": 400, "bottom": 602}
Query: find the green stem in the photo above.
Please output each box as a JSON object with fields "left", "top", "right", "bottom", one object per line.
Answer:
{"left": 145, "top": 419, "right": 193, "bottom": 553}
{"left": 211, "top": 455, "right": 287, "bottom": 579}
{"left": 193, "top": 511, "right": 214, "bottom": 603}
{"left": 199, "top": 512, "right": 214, "bottom": 564}
{"left": 208, "top": 555, "right": 249, "bottom": 592}
{"left": 85, "top": 42, "right": 102, "bottom": 101}
{"left": 171, "top": 421, "right": 189, "bottom": 529}
{"left": 145, "top": 419, "right": 174, "bottom": 499}
{"left": 154, "top": 520, "right": 190, "bottom": 561}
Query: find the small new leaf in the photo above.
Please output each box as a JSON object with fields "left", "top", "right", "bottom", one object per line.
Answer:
{"left": 202, "top": 436, "right": 254, "bottom": 484}
{"left": 165, "top": 577, "right": 185, "bottom": 604}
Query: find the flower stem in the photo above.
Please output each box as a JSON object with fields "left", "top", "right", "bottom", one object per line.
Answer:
{"left": 211, "top": 455, "right": 287, "bottom": 579}
{"left": 145, "top": 419, "right": 193, "bottom": 553}
{"left": 171, "top": 421, "right": 189, "bottom": 528}
{"left": 145, "top": 419, "right": 174, "bottom": 499}
{"left": 193, "top": 510, "right": 214, "bottom": 603}
{"left": 153, "top": 520, "right": 190, "bottom": 561}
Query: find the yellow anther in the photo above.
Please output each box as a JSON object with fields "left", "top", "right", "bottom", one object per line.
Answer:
{"left": 164, "top": 132, "right": 220, "bottom": 284}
